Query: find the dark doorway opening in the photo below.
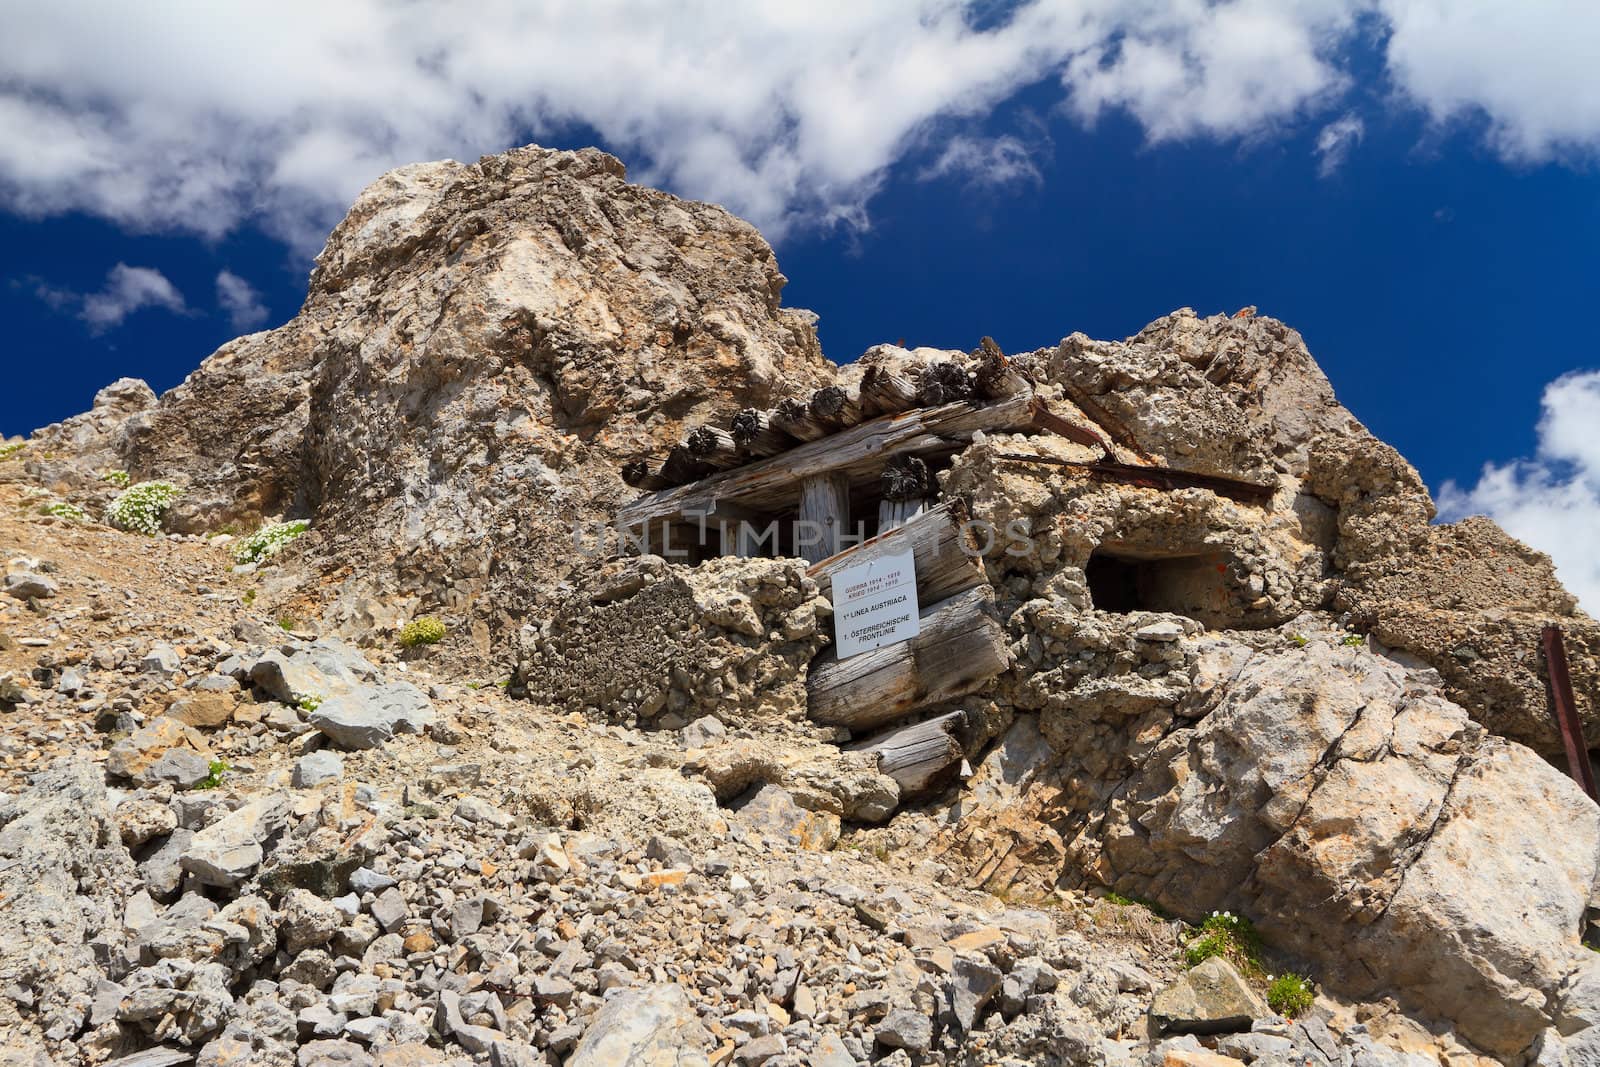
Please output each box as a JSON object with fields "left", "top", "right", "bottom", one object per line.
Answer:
{"left": 1086, "top": 547, "right": 1237, "bottom": 625}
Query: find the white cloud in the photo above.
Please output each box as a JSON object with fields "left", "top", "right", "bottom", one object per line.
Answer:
{"left": 1315, "top": 113, "right": 1364, "bottom": 174}
{"left": 920, "top": 135, "right": 1044, "bottom": 188}
{"left": 76, "top": 264, "right": 188, "bottom": 332}
{"left": 0, "top": 2, "right": 1597, "bottom": 252}
{"left": 1378, "top": 0, "right": 1600, "bottom": 162}
{"left": 216, "top": 270, "right": 270, "bottom": 331}
{"left": 1438, "top": 370, "right": 1600, "bottom": 614}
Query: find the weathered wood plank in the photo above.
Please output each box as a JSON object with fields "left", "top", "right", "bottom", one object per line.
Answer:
{"left": 618, "top": 390, "right": 1040, "bottom": 529}
{"left": 878, "top": 498, "right": 929, "bottom": 532}
{"left": 808, "top": 500, "right": 986, "bottom": 606}
{"left": 846, "top": 710, "right": 967, "bottom": 795}
{"left": 798, "top": 472, "right": 852, "bottom": 565}
{"left": 807, "top": 585, "right": 1010, "bottom": 732}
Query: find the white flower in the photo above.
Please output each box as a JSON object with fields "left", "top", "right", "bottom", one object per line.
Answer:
{"left": 233, "top": 519, "right": 310, "bottom": 564}
{"left": 107, "top": 481, "right": 180, "bottom": 536}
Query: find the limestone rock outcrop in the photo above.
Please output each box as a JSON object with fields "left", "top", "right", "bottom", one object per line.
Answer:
{"left": 115, "top": 146, "right": 832, "bottom": 640}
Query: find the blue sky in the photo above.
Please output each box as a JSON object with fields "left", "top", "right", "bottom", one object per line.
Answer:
{"left": 2, "top": 1, "right": 1598, "bottom": 607}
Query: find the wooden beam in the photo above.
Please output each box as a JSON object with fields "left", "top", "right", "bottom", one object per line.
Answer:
{"left": 618, "top": 390, "right": 1040, "bottom": 530}
{"left": 730, "top": 408, "right": 796, "bottom": 458}
{"left": 860, "top": 365, "right": 920, "bottom": 416}
{"left": 973, "top": 337, "right": 1031, "bottom": 400}
{"left": 994, "top": 453, "right": 1277, "bottom": 506}
{"left": 621, "top": 458, "right": 671, "bottom": 491}
{"left": 917, "top": 361, "right": 973, "bottom": 406}
{"left": 659, "top": 445, "right": 714, "bottom": 486}
{"left": 846, "top": 710, "right": 968, "bottom": 795}
{"left": 808, "top": 500, "right": 986, "bottom": 606}
{"left": 686, "top": 425, "right": 743, "bottom": 470}
{"left": 798, "top": 472, "right": 852, "bottom": 565}
{"left": 770, "top": 397, "right": 829, "bottom": 442}
{"left": 810, "top": 385, "right": 863, "bottom": 430}
{"left": 807, "top": 585, "right": 1010, "bottom": 732}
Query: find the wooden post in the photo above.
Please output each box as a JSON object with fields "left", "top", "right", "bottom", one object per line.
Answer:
{"left": 797, "top": 473, "right": 851, "bottom": 565}
{"left": 878, "top": 498, "right": 929, "bottom": 532}
{"left": 807, "top": 585, "right": 1010, "bottom": 732}
{"left": 697, "top": 500, "right": 770, "bottom": 559}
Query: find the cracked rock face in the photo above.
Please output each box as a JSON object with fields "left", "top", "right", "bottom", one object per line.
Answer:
{"left": 511, "top": 554, "right": 826, "bottom": 729}
{"left": 958, "top": 634, "right": 1600, "bottom": 1057}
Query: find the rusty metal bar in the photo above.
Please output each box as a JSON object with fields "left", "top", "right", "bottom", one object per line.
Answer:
{"left": 1026, "top": 401, "right": 1114, "bottom": 458}
{"left": 995, "top": 452, "right": 1277, "bottom": 506}
{"left": 1542, "top": 624, "right": 1597, "bottom": 802}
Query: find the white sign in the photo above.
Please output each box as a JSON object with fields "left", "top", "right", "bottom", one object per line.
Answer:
{"left": 832, "top": 549, "right": 921, "bottom": 659}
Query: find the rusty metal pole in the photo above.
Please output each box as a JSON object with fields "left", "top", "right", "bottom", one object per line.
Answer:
{"left": 1543, "top": 623, "right": 1598, "bottom": 802}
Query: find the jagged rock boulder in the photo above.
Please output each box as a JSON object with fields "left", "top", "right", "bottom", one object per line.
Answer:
{"left": 567, "top": 984, "right": 711, "bottom": 1066}
{"left": 951, "top": 308, "right": 1597, "bottom": 755}
{"left": 1147, "top": 959, "right": 1269, "bottom": 1035}
{"left": 1084, "top": 639, "right": 1600, "bottom": 1057}
{"left": 180, "top": 793, "right": 291, "bottom": 888}
{"left": 5, "top": 377, "right": 156, "bottom": 489}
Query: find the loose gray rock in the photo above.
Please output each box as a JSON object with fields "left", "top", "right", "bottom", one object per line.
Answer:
{"left": 567, "top": 984, "right": 711, "bottom": 1066}
{"left": 948, "top": 954, "right": 1004, "bottom": 1032}
{"left": 142, "top": 748, "right": 212, "bottom": 789}
{"left": 348, "top": 866, "right": 396, "bottom": 894}
{"left": 179, "top": 794, "right": 289, "bottom": 888}
{"left": 142, "top": 642, "right": 181, "bottom": 676}
{"left": 3, "top": 572, "right": 58, "bottom": 600}
{"left": 1148, "top": 958, "right": 1269, "bottom": 1035}
{"left": 292, "top": 750, "right": 344, "bottom": 788}
{"left": 875, "top": 1009, "right": 934, "bottom": 1052}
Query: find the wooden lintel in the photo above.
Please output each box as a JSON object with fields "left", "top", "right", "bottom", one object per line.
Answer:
{"left": 618, "top": 390, "right": 1042, "bottom": 529}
